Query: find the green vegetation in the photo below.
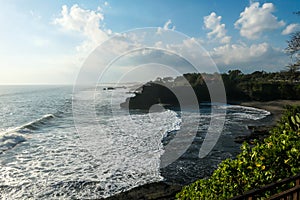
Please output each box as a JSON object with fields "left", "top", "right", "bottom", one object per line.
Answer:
{"left": 221, "top": 70, "right": 300, "bottom": 101}
{"left": 121, "top": 70, "right": 300, "bottom": 110}
{"left": 186, "top": 69, "right": 300, "bottom": 101}
{"left": 176, "top": 106, "right": 300, "bottom": 200}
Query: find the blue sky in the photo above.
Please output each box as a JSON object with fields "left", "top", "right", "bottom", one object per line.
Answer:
{"left": 0, "top": 0, "right": 299, "bottom": 84}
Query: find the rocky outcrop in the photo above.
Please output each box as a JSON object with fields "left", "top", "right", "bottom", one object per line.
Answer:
{"left": 103, "top": 182, "right": 182, "bottom": 200}
{"left": 120, "top": 82, "right": 211, "bottom": 111}
{"left": 120, "top": 83, "right": 180, "bottom": 110}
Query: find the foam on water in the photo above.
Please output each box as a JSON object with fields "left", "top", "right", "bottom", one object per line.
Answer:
{"left": 0, "top": 132, "right": 26, "bottom": 153}
{"left": 74, "top": 107, "right": 182, "bottom": 197}
{"left": 224, "top": 105, "right": 271, "bottom": 120}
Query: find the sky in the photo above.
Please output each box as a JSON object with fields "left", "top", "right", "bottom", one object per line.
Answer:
{"left": 0, "top": 0, "right": 299, "bottom": 84}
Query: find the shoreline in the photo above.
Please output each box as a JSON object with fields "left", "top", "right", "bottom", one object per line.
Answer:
{"left": 238, "top": 100, "right": 300, "bottom": 125}
{"left": 232, "top": 100, "right": 300, "bottom": 143}
{"left": 104, "top": 100, "right": 300, "bottom": 200}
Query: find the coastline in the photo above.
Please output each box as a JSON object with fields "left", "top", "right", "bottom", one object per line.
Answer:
{"left": 239, "top": 100, "right": 300, "bottom": 124}
{"left": 104, "top": 100, "right": 300, "bottom": 200}
{"left": 231, "top": 100, "right": 300, "bottom": 143}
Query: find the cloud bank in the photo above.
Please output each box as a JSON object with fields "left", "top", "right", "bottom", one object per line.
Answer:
{"left": 51, "top": 3, "right": 292, "bottom": 83}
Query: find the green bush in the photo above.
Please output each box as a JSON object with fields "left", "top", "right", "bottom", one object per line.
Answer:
{"left": 176, "top": 106, "right": 300, "bottom": 200}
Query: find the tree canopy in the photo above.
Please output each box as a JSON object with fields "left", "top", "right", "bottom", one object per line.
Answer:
{"left": 286, "top": 12, "right": 300, "bottom": 65}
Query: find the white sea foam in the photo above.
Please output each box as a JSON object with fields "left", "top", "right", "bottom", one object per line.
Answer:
{"left": 219, "top": 105, "right": 271, "bottom": 120}
{"left": 0, "top": 132, "right": 26, "bottom": 153}
{"left": 75, "top": 108, "right": 182, "bottom": 197}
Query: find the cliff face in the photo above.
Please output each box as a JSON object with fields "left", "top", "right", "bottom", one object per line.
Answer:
{"left": 120, "top": 83, "right": 180, "bottom": 110}
{"left": 120, "top": 82, "right": 225, "bottom": 110}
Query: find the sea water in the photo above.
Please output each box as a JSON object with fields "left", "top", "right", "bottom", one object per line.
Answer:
{"left": 0, "top": 85, "right": 270, "bottom": 199}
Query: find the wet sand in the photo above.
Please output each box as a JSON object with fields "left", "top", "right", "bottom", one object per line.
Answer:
{"left": 240, "top": 100, "right": 300, "bottom": 124}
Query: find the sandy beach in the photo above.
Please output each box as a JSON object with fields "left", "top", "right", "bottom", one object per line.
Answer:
{"left": 240, "top": 100, "right": 300, "bottom": 124}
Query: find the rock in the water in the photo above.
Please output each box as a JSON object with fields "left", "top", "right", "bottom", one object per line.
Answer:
{"left": 103, "top": 87, "right": 116, "bottom": 90}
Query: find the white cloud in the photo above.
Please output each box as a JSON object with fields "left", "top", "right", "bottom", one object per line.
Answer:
{"left": 53, "top": 4, "right": 111, "bottom": 54}
{"left": 235, "top": 2, "right": 285, "bottom": 39}
{"left": 203, "top": 12, "right": 231, "bottom": 44}
{"left": 154, "top": 36, "right": 289, "bottom": 72}
{"left": 157, "top": 19, "right": 175, "bottom": 34}
{"left": 51, "top": 4, "right": 288, "bottom": 81}
{"left": 210, "top": 42, "right": 288, "bottom": 72}
{"left": 163, "top": 19, "right": 175, "bottom": 30}
{"left": 282, "top": 23, "right": 300, "bottom": 35}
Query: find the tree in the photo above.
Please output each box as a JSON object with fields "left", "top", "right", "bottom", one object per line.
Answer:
{"left": 285, "top": 63, "right": 300, "bottom": 73}
{"left": 228, "top": 69, "right": 243, "bottom": 82}
{"left": 286, "top": 12, "right": 300, "bottom": 63}
{"left": 286, "top": 32, "right": 300, "bottom": 61}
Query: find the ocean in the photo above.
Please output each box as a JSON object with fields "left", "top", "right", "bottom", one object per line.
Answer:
{"left": 0, "top": 85, "right": 271, "bottom": 199}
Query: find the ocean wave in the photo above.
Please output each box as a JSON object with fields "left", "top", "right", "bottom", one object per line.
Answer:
{"left": 4, "top": 114, "right": 55, "bottom": 134}
{"left": 0, "top": 114, "right": 55, "bottom": 154}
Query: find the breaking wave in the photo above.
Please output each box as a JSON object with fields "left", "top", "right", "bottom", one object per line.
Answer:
{"left": 0, "top": 114, "right": 55, "bottom": 153}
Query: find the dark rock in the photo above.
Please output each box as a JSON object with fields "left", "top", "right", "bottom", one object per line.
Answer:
{"left": 102, "top": 182, "right": 182, "bottom": 200}
{"left": 103, "top": 87, "right": 115, "bottom": 90}
{"left": 120, "top": 83, "right": 180, "bottom": 111}
{"left": 120, "top": 82, "right": 211, "bottom": 111}
{"left": 234, "top": 125, "right": 272, "bottom": 144}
